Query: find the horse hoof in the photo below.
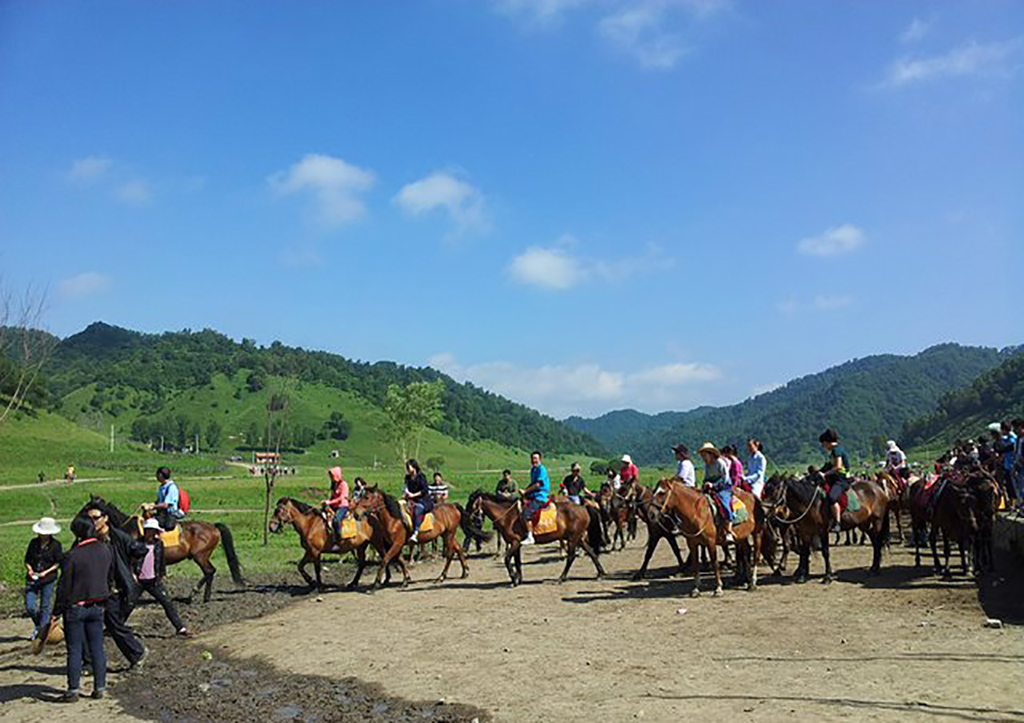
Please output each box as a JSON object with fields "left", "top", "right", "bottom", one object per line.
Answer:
{"left": 822, "top": 576, "right": 833, "bottom": 585}
{"left": 690, "top": 588, "right": 701, "bottom": 598}
{"left": 713, "top": 588, "right": 722, "bottom": 597}
{"left": 794, "top": 576, "right": 807, "bottom": 584}
{"left": 747, "top": 583, "right": 756, "bottom": 592}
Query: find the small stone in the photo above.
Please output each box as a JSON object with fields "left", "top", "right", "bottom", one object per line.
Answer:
{"left": 198, "top": 683, "right": 211, "bottom": 693}
{"left": 437, "top": 697, "right": 446, "bottom": 705}
{"left": 503, "top": 647, "right": 510, "bottom": 653}
{"left": 984, "top": 618, "right": 1003, "bottom": 629}
{"left": 200, "top": 650, "right": 214, "bottom": 661}
{"left": 315, "top": 596, "right": 324, "bottom": 602}
{"left": 676, "top": 607, "right": 688, "bottom": 615}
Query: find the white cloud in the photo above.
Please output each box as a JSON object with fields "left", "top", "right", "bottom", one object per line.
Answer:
{"left": 813, "top": 295, "right": 854, "bottom": 310}
{"left": 59, "top": 272, "right": 111, "bottom": 299}
{"left": 751, "top": 382, "right": 783, "bottom": 397}
{"left": 394, "top": 171, "right": 489, "bottom": 234}
{"left": 879, "top": 37, "right": 1024, "bottom": 89}
{"left": 115, "top": 179, "right": 152, "bottom": 205}
{"left": 900, "top": 17, "right": 931, "bottom": 44}
{"left": 280, "top": 245, "right": 323, "bottom": 269}
{"left": 268, "top": 154, "right": 375, "bottom": 228}
{"left": 492, "top": 0, "right": 591, "bottom": 23}
{"left": 776, "top": 299, "right": 799, "bottom": 316}
{"left": 430, "top": 352, "right": 721, "bottom": 417}
{"left": 796, "top": 224, "right": 865, "bottom": 257}
{"left": 598, "top": 3, "right": 688, "bottom": 69}
{"left": 67, "top": 156, "right": 112, "bottom": 183}
{"left": 508, "top": 239, "right": 672, "bottom": 290}
{"left": 508, "top": 246, "right": 587, "bottom": 290}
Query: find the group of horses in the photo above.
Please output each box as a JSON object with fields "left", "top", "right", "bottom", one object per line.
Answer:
{"left": 82, "top": 460, "right": 1003, "bottom": 604}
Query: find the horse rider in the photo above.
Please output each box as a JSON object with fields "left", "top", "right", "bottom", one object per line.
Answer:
{"left": 698, "top": 442, "right": 735, "bottom": 542}
{"left": 403, "top": 459, "right": 433, "bottom": 544}
{"left": 743, "top": 438, "right": 767, "bottom": 498}
{"left": 560, "top": 462, "right": 590, "bottom": 504}
{"left": 672, "top": 444, "right": 696, "bottom": 487}
{"left": 153, "top": 467, "right": 184, "bottom": 532}
{"left": 521, "top": 450, "right": 550, "bottom": 546}
{"left": 351, "top": 476, "right": 367, "bottom": 503}
{"left": 618, "top": 454, "right": 640, "bottom": 505}
{"left": 495, "top": 469, "right": 518, "bottom": 501}
{"left": 321, "top": 466, "right": 350, "bottom": 543}
{"left": 885, "top": 440, "right": 907, "bottom": 476}
{"left": 819, "top": 428, "right": 852, "bottom": 531}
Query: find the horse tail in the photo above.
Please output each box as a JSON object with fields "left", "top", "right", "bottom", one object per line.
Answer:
{"left": 215, "top": 523, "right": 245, "bottom": 586}
{"left": 586, "top": 506, "right": 604, "bottom": 554}
{"left": 455, "top": 502, "right": 492, "bottom": 544}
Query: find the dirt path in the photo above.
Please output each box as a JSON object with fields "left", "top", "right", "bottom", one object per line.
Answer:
{"left": 2, "top": 537, "right": 1022, "bottom": 722}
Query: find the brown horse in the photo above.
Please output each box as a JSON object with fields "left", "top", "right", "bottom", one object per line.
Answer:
{"left": 762, "top": 474, "right": 889, "bottom": 584}
{"left": 921, "top": 474, "right": 977, "bottom": 578}
{"left": 467, "top": 490, "right": 605, "bottom": 586}
{"left": 351, "top": 486, "right": 472, "bottom": 585}
{"left": 268, "top": 497, "right": 380, "bottom": 592}
{"left": 632, "top": 484, "right": 688, "bottom": 581}
{"left": 653, "top": 478, "right": 763, "bottom": 596}
{"left": 90, "top": 496, "right": 244, "bottom": 603}
{"left": 875, "top": 470, "right": 907, "bottom": 543}
{"left": 966, "top": 470, "right": 999, "bottom": 573}
{"left": 348, "top": 487, "right": 411, "bottom": 589}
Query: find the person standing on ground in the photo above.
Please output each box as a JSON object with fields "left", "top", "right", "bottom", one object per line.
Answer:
{"left": 997, "top": 422, "right": 1018, "bottom": 507}
{"left": 744, "top": 439, "right": 767, "bottom": 499}
{"left": 133, "top": 519, "right": 189, "bottom": 637}
{"left": 24, "top": 517, "right": 63, "bottom": 647}
{"left": 82, "top": 501, "right": 147, "bottom": 668}
{"left": 521, "top": 450, "right": 550, "bottom": 546}
{"left": 672, "top": 444, "right": 696, "bottom": 487}
{"left": 54, "top": 515, "right": 113, "bottom": 703}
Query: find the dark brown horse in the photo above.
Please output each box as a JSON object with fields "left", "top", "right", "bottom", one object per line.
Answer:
{"left": 467, "top": 490, "right": 605, "bottom": 586}
{"left": 653, "top": 478, "right": 764, "bottom": 596}
{"left": 348, "top": 487, "right": 411, "bottom": 589}
{"left": 761, "top": 474, "right": 889, "bottom": 584}
{"left": 268, "top": 497, "right": 379, "bottom": 592}
{"left": 632, "top": 484, "right": 688, "bottom": 581}
{"left": 927, "top": 477, "right": 978, "bottom": 578}
{"left": 966, "top": 470, "right": 999, "bottom": 573}
{"left": 90, "top": 496, "right": 244, "bottom": 603}
{"left": 351, "top": 487, "right": 473, "bottom": 585}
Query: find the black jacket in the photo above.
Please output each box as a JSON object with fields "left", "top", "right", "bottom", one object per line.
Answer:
{"left": 106, "top": 526, "right": 147, "bottom": 599}
{"left": 54, "top": 539, "right": 113, "bottom": 615}
{"left": 133, "top": 538, "right": 167, "bottom": 581}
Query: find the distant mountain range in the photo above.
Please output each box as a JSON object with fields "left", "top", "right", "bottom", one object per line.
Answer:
{"left": 566, "top": 343, "right": 1023, "bottom": 465}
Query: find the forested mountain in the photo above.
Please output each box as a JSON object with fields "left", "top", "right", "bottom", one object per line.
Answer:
{"left": 901, "top": 353, "right": 1024, "bottom": 448}
{"left": 34, "top": 322, "right": 605, "bottom": 457}
{"left": 567, "top": 343, "right": 1022, "bottom": 465}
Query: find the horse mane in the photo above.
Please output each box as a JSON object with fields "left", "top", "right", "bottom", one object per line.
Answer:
{"left": 787, "top": 475, "right": 821, "bottom": 506}
{"left": 378, "top": 490, "right": 404, "bottom": 519}
{"left": 278, "top": 497, "right": 316, "bottom": 515}
{"left": 82, "top": 495, "right": 130, "bottom": 527}
{"left": 468, "top": 489, "right": 510, "bottom": 505}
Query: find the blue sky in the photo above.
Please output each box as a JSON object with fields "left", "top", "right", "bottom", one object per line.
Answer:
{"left": 2, "top": 0, "right": 1022, "bottom": 418}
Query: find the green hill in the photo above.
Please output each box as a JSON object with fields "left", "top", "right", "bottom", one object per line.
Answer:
{"left": 567, "top": 343, "right": 1021, "bottom": 465}
{"left": 901, "top": 353, "right": 1024, "bottom": 450}
{"left": 36, "top": 321, "right": 604, "bottom": 462}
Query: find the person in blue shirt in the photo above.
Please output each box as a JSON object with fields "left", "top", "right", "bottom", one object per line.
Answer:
{"left": 1012, "top": 419, "right": 1024, "bottom": 514}
{"left": 743, "top": 438, "right": 767, "bottom": 499}
{"left": 154, "top": 467, "right": 184, "bottom": 531}
{"left": 521, "top": 450, "right": 550, "bottom": 545}
{"left": 997, "top": 422, "right": 1018, "bottom": 507}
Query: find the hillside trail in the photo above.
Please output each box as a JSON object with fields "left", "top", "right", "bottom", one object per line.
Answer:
{"left": 2, "top": 534, "right": 1022, "bottom": 722}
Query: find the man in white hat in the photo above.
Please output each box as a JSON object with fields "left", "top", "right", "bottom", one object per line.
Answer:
{"left": 25, "top": 517, "right": 63, "bottom": 643}
{"left": 885, "top": 440, "right": 907, "bottom": 476}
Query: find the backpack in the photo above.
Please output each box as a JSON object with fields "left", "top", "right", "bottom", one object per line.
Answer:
{"left": 178, "top": 487, "right": 191, "bottom": 514}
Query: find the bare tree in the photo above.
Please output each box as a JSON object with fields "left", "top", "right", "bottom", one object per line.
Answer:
{"left": 261, "top": 381, "right": 291, "bottom": 546}
{"left": 0, "top": 283, "right": 53, "bottom": 425}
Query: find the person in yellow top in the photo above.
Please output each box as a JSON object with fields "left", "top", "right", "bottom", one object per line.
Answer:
{"left": 65, "top": 465, "right": 76, "bottom": 485}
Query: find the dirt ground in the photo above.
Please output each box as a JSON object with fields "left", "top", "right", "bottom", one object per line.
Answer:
{"left": 2, "top": 535, "right": 1022, "bottom": 722}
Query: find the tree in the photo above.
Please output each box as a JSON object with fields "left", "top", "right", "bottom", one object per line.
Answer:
{"left": 206, "top": 420, "right": 222, "bottom": 450}
{"left": 383, "top": 380, "right": 444, "bottom": 462}
{"left": 261, "top": 381, "right": 291, "bottom": 546}
{"left": 322, "top": 410, "right": 352, "bottom": 441}
{"left": 0, "top": 283, "right": 52, "bottom": 424}
{"left": 590, "top": 460, "right": 609, "bottom": 476}
{"left": 425, "top": 456, "right": 445, "bottom": 472}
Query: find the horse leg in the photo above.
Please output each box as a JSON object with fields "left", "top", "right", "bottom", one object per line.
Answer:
{"left": 558, "top": 540, "right": 577, "bottom": 582}
{"left": 794, "top": 539, "right": 809, "bottom": 584}
{"left": 375, "top": 539, "right": 405, "bottom": 589}
{"left": 580, "top": 538, "right": 605, "bottom": 578}
{"left": 314, "top": 556, "right": 324, "bottom": 593}
{"left": 710, "top": 539, "right": 723, "bottom": 597}
{"left": 515, "top": 547, "right": 523, "bottom": 586}
{"left": 690, "top": 542, "right": 702, "bottom": 597}
{"left": 503, "top": 544, "right": 518, "bottom": 586}
{"left": 929, "top": 526, "right": 942, "bottom": 574}
{"left": 632, "top": 532, "right": 660, "bottom": 581}
{"left": 346, "top": 545, "right": 367, "bottom": 590}
{"left": 867, "top": 529, "right": 881, "bottom": 575}
{"left": 821, "top": 528, "right": 834, "bottom": 584}
{"left": 666, "top": 534, "right": 687, "bottom": 577}
{"left": 297, "top": 552, "right": 316, "bottom": 589}
{"left": 453, "top": 531, "right": 470, "bottom": 579}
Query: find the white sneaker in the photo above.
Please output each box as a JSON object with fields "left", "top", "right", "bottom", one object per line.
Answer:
{"left": 410, "top": 533, "right": 418, "bottom": 543}
{"left": 725, "top": 532, "right": 735, "bottom": 543}
{"left": 522, "top": 534, "right": 535, "bottom": 546}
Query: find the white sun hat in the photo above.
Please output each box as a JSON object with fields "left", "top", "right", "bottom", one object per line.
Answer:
{"left": 143, "top": 518, "right": 163, "bottom": 531}
{"left": 886, "top": 440, "right": 897, "bottom": 451}
{"left": 621, "top": 454, "right": 632, "bottom": 464}
{"left": 32, "top": 517, "right": 61, "bottom": 535}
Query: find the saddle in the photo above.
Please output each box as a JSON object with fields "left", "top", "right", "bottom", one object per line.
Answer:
{"left": 398, "top": 501, "right": 435, "bottom": 533}
{"left": 704, "top": 493, "right": 749, "bottom": 527}
{"left": 135, "top": 517, "right": 181, "bottom": 548}
{"left": 838, "top": 488, "right": 861, "bottom": 513}
{"left": 534, "top": 502, "right": 558, "bottom": 535}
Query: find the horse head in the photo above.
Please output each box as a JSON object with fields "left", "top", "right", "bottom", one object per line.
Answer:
{"left": 269, "top": 497, "right": 301, "bottom": 533}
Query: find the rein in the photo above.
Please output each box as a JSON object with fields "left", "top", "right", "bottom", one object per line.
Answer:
{"left": 772, "top": 482, "right": 821, "bottom": 525}
{"left": 658, "top": 482, "right": 713, "bottom": 540}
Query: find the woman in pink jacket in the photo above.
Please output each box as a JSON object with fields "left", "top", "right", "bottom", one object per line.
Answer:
{"left": 321, "top": 466, "right": 350, "bottom": 540}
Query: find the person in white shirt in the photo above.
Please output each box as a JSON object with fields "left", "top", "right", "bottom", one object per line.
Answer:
{"left": 743, "top": 439, "right": 767, "bottom": 498}
{"left": 672, "top": 444, "right": 696, "bottom": 487}
{"left": 885, "top": 440, "right": 907, "bottom": 474}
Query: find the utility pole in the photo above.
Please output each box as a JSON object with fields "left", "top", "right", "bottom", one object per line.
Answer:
{"left": 110, "top": 424, "right": 114, "bottom": 453}
{"left": 195, "top": 432, "right": 200, "bottom": 455}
